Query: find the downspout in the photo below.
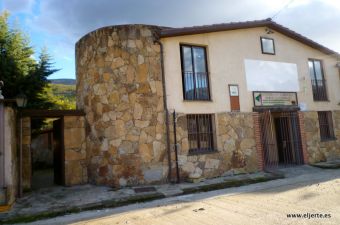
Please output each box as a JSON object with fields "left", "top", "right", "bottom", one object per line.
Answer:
{"left": 172, "top": 110, "right": 180, "bottom": 183}
{"left": 154, "top": 39, "right": 172, "bottom": 183}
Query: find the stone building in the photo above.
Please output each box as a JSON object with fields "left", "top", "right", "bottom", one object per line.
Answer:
{"left": 75, "top": 18, "right": 340, "bottom": 187}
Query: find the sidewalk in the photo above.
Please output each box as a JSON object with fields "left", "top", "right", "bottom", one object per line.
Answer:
{"left": 0, "top": 172, "right": 282, "bottom": 224}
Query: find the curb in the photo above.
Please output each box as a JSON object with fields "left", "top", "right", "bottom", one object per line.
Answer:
{"left": 1, "top": 192, "right": 165, "bottom": 224}
{"left": 311, "top": 163, "right": 340, "bottom": 169}
{"left": 1, "top": 173, "right": 284, "bottom": 224}
{"left": 182, "top": 173, "right": 284, "bottom": 194}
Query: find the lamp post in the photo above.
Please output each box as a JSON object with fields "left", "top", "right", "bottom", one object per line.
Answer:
{"left": 16, "top": 93, "right": 27, "bottom": 198}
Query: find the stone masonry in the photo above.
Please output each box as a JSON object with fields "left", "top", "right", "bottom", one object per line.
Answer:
{"left": 76, "top": 25, "right": 168, "bottom": 187}
{"left": 303, "top": 110, "right": 340, "bottom": 163}
{"left": 64, "top": 116, "right": 88, "bottom": 186}
{"left": 170, "top": 112, "right": 259, "bottom": 180}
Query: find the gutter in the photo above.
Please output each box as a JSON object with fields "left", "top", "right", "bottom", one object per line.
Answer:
{"left": 154, "top": 39, "right": 172, "bottom": 183}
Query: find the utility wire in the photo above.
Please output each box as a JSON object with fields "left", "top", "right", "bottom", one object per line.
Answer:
{"left": 271, "top": 0, "right": 295, "bottom": 20}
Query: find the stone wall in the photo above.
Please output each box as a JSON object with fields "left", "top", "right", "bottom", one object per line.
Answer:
{"left": 171, "top": 112, "right": 259, "bottom": 180}
{"left": 76, "top": 25, "right": 168, "bottom": 187}
{"left": 31, "top": 131, "right": 53, "bottom": 168}
{"left": 64, "top": 116, "right": 88, "bottom": 186}
{"left": 303, "top": 110, "right": 340, "bottom": 163}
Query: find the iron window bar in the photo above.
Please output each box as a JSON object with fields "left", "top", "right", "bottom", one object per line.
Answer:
{"left": 318, "top": 111, "right": 335, "bottom": 140}
{"left": 187, "top": 114, "right": 215, "bottom": 154}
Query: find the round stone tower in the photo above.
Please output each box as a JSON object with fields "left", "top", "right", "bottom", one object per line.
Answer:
{"left": 76, "top": 25, "right": 167, "bottom": 187}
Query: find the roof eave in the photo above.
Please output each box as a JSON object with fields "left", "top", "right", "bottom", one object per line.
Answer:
{"left": 160, "top": 20, "right": 339, "bottom": 57}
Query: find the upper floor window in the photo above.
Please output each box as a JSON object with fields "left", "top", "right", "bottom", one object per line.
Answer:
{"left": 261, "top": 37, "right": 275, "bottom": 55}
{"left": 308, "top": 59, "right": 328, "bottom": 101}
{"left": 180, "top": 45, "right": 210, "bottom": 100}
{"left": 318, "top": 111, "right": 335, "bottom": 140}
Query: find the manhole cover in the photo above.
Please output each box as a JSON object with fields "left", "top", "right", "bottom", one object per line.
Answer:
{"left": 134, "top": 187, "right": 156, "bottom": 193}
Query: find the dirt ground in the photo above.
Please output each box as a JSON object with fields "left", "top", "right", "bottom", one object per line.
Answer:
{"left": 21, "top": 166, "right": 340, "bottom": 225}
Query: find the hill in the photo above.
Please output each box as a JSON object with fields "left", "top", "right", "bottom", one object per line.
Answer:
{"left": 49, "top": 78, "right": 76, "bottom": 85}
{"left": 45, "top": 79, "right": 76, "bottom": 109}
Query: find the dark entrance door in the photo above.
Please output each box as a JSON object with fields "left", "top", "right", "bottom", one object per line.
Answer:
{"left": 274, "top": 116, "right": 295, "bottom": 165}
{"left": 261, "top": 111, "right": 304, "bottom": 169}
{"left": 53, "top": 118, "right": 64, "bottom": 185}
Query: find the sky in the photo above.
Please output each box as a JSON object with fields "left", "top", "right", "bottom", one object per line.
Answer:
{"left": 1, "top": 0, "right": 339, "bottom": 79}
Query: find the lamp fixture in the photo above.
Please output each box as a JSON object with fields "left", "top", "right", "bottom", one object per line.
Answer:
{"left": 265, "top": 28, "right": 274, "bottom": 34}
{"left": 15, "top": 93, "right": 27, "bottom": 108}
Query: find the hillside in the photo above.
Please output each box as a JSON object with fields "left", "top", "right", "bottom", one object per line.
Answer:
{"left": 47, "top": 79, "right": 76, "bottom": 109}
{"left": 49, "top": 78, "right": 76, "bottom": 85}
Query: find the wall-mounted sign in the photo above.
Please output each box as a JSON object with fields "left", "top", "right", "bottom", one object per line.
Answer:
{"left": 229, "top": 84, "right": 240, "bottom": 111}
{"left": 253, "top": 92, "right": 298, "bottom": 107}
{"left": 229, "top": 85, "right": 239, "bottom": 96}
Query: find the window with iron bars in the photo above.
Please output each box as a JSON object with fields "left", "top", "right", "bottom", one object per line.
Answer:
{"left": 187, "top": 114, "right": 215, "bottom": 154}
{"left": 308, "top": 59, "right": 328, "bottom": 101}
{"left": 180, "top": 45, "right": 211, "bottom": 101}
{"left": 318, "top": 111, "right": 335, "bottom": 140}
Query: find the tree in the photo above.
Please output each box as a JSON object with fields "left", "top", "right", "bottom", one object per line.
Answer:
{"left": 0, "top": 11, "right": 58, "bottom": 109}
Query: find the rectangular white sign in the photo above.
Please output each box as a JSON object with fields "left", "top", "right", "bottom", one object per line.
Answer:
{"left": 244, "top": 59, "right": 299, "bottom": 92}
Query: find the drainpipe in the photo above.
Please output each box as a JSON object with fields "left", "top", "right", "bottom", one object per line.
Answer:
{"left": 154, "top": 39, "right": 172, "bottom": 183}
{"left": 172, "top": 110, "right": 180, "bottom": 183}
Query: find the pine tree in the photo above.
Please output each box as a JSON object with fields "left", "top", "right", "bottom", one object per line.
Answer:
{"left": 0, "top": 11, "right": 58, "bottom": 109}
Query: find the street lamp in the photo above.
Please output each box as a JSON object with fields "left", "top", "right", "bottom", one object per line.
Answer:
{"left": 15, "top": 93, "right": 28, "bottom": 108}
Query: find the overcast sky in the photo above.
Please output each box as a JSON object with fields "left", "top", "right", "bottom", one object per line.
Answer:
{"left": 1, "top": 0, "right": 340, "bottom": 79}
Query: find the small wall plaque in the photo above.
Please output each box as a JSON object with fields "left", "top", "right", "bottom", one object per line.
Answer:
{"left": 229, "top": 84, "right": 240, "bottom": 111}
{"left": 229, "top": 85, "right": 239, "bottom": 96}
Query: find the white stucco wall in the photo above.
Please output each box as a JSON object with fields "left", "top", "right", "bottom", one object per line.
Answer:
{"left": 161, "top": 27, "right": 340, "bottom": 113}
{"left": 4, "top": 107, "right": 17, "bottom": 204}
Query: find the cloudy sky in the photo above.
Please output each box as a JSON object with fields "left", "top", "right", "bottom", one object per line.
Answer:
{"left": 1, "top": 0, "right": 339, "bottom": 79}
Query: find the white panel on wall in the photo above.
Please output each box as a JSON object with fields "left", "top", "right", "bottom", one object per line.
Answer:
{"left": 244, "top": 59, "right": 299, "bottom": 92}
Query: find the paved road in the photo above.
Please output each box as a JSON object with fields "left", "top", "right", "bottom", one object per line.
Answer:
{"left": 24, "top": 166, "right": 340, "bottom": 225}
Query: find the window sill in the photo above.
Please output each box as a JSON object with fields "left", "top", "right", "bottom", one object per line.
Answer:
{"left": 188, "top": 149, "right": 218, "bottom": 155}
{"left": 313, "top": 99, "right": 329, "bottom": 102}
{"left": 262, "top": 52, "right": 275, "bottom": 55}
{"left": 183, "top": 99, "right": 213, "bottom": 102}
{"left": 320, "top": 137, "right": 337, "bottom": 142}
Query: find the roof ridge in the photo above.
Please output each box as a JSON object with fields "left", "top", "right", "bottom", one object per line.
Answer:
{"left": 160, "top": 19, "right": 339, "bottom": 57}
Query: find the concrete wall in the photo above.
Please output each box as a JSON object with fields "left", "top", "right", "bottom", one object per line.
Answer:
{"left": 161, "top": 27, "right": 340, "bottom": 113}
{"left": 3, "top": 107, "right": 18, "bottom": 205}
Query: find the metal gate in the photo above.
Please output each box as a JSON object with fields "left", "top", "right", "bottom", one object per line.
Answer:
{"left": 260, "top": 111, "right": 304, "bottom": 169}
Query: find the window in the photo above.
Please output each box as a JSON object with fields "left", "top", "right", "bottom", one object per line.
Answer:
{"left": 309, "top": 59, "right": 328, "bottom": 101}
{"left": 260, "top": 37, "right": 275, "bottom": 54}
{"left": 180, "top": 45, "right": 210, "bottom": 100}
{"left": 187, "top": 114, "right": 215, "bottom": 154}
{"left": 318, "top": 111, "right": 335, "bottom": 140}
